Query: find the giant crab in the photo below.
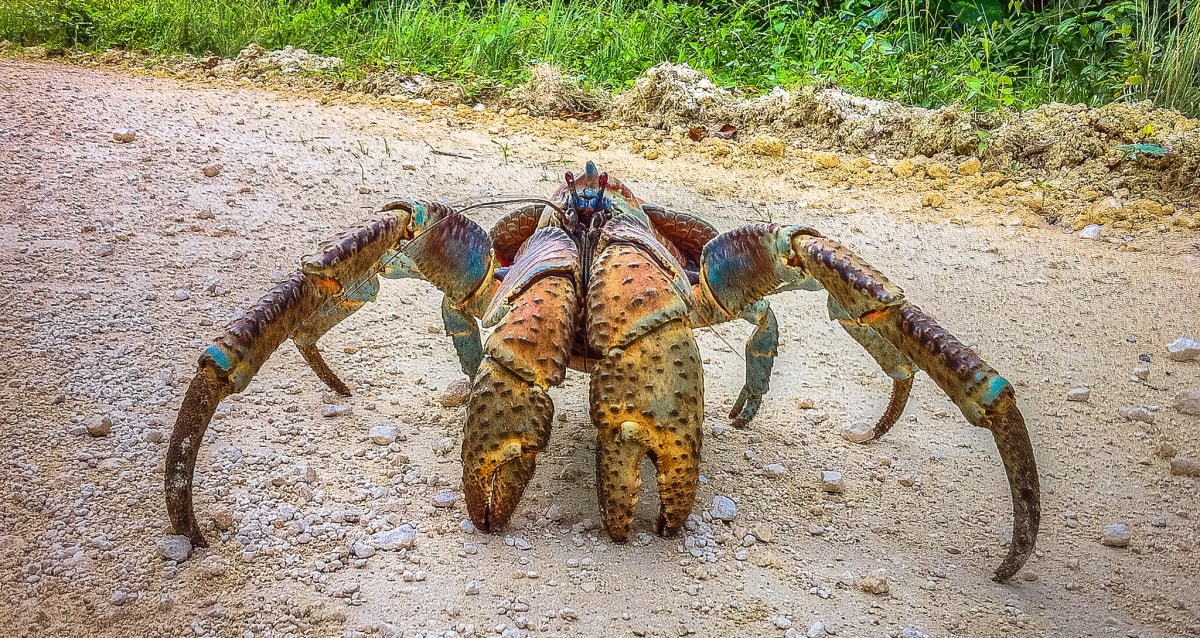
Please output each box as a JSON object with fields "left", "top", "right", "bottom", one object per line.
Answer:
{"left": 166, "top": 162, "right": 1041, "bottom": 581}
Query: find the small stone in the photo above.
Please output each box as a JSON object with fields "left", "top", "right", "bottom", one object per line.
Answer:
{"left": 808, "top": 525, "right": 825, "bottom": 536}
{"left": 112, "top": 128, "right": 136, "bottom": 143}
{"left": 710, "top": 495, "right": 737, "bottom": 521}
{"left": 812, "top": 152, "right": 840, "bottom": 169}
{"left": 401, "top": 163, "right": 417, "bottom": 171}
{"left": 921, "top": 192, "right": 946, "bottom": 208}
{"left": 751, "top": 523, "right": 774, "bottom": 544}
{"left": 351, "top": 541, "right": 375, "bottom": 559}
{"left": 202, "top": 164, "right": 222, "bottom": 177}
{"left": 86, "top": 415, "right": 113, "bottom": 437}
{"left": 806, "top": 620, "right": 826, "bottom": 637}
{"left": 432, "top": 491, "right": 457, "bottom": 508}
{"left": 1131, "top": 366, "right": 1151, "bottom": 381}
{"left": 203, "top": 275, "right": 224, "bottom": 296}
{"left": 210, "top": 510, "right": 234, "bottom": 531}
{"left": 856, "top": 570, "right": 889, "bottom": 594}
{"left": 373, "top": 525, "right": 416, "bottom": 550}
{"left": 369, "top": 424, "right": 398, "bottom": 445}
{"left": 441, "top": 378, "right": 472, "bottom": 407}
{"left": 1079, "top": 224, "right": 1103, "bottom": 240}
{"left": 465, "top": 580, "right": 481, "bottom": 595}
{"left": 892, "top": 159, "right": 916, "bottom": 178}
{"left": 957, "top": 157, "right": 982, "bottom": 175}
{"left": 322, "top": 403, "right": 352, "bottom": 418}
{"left": 821, "top": 471, "right": 844, "bottom": 493}
{"left": 156, "top": 535, "right": 192, "bottom": 562}
{"left": 1167, "top": 337, "right": 1200, "bottom": 361}
{"left": 925, "top": 162, "right": 950, "bottom": 178}
{"left": 1174, "top": 390, "right": 1200, "bottom": 415}
{"left": 840, "top": 420, "right": 875, "bottom": 443}
{"left": 773, "top": 616, "right": 792, "bottom": 630}
{"left": 747, "top": 136, "right": 785, "bottom": 158}
{"left": 1066, "top": 387, "right": 1090, "bottom": 402}
{"left": 97, "top": 243, "right": 115, "bottom": 256}
{"left": 1101, "top": 523, "right": 1131, "bottom": 547}
{"left": 1151, "top": 515, "right": 1168, "bottom": 527}
{"left": 460, "top": 520, "right": 477, "bottom": 534}
{"left": 173, "top": 289, "right": 191, "bottom": 301}
{"left": 762, "top": 463, "right": 786, "bottom": 478}
{"left": 378, "top": 624, "right": 402, "bottom": 638}
{"left": 1169, "top": 458, "right": 1200, "bottom": 476}
{"left": 1119, "top": 406, "right": 1154, "bottom": 424}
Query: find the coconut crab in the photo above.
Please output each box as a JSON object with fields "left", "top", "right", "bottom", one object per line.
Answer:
{"left": 166, "top": 162, "right": 1040, "bottom": 581}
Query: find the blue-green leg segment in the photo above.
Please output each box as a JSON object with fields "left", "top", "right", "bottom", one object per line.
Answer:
{"left": 291, "top": 274, "right": 382, "bottom": 396}
{"left": 729, "top": 300, "right": 778, "bottom": 427}
{"left": 827, "top": 297, "right": 915, "bottom": 441}
{"left": 442, "top": 296, "right": 483, "bottom": 378}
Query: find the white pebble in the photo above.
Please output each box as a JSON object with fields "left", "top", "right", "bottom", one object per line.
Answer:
{"left": 1079, "top": 224, "right": 1103, "bottom": 240}
{"left": 1101, "top": 522, "right": 1131, "bottom": 547}
{"left": 710, "top": 495, "right": 737, "bottom": 521}
{"left": 1118, "top": 406, "right": 1154, "bottom": 424}
{"left": 1167, "top": 337, "right": 1200, "bottom": 361}
{"left": 369, "top": 424, "right": 398, "bottom": 445}
{"left": 820, "top": 471, "right": 844, "bottom": 493}
{"left": 322, "top": 403, "right": 352, "bottom": 418}
{"left": 1065, "top": 387, "right": 1090, "bottom": 402}
{"left": 156, "top": 535, "right": 192, "bottom": 562}
{"left": 839, "top": 420, "right": 875, "bottom": 443}
{"left": 762, "top": 463, "right": 786, "bottom": 478}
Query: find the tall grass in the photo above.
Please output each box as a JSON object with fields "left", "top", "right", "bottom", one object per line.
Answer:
{"left": 0, "top": 0, "right": 1197, "bottom": 115}
{"left": 1134, "top": 0, "right": 1200, "bottom": 113}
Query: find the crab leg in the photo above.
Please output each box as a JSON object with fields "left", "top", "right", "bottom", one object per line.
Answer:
{"left": 462, "top": 226, "right": 578, "bottom": 531}
{"left": 166, "top": 201, "right": 496, "bottom": 547}
{"left": 697, "top": 224, "right": 1040, "bottom": 581}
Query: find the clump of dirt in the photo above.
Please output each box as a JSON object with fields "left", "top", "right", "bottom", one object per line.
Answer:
{"left": 505, "top": 63, "right": 609, "bottom": 116}
{"left": 611, "top": 62, "right": 739, "bottom": 129}
{"left": 216, "top": 43, "right": 344, "bottom": 77}
{"left": 345, "top": 72, "right": 457, "bottom": 101}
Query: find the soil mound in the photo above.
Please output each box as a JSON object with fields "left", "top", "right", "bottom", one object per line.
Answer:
{"left": 614, "top": 62, "right": 1199, "bottom": 194}
{"left": 505, "top": 63, "right": 609, "bottom": 116}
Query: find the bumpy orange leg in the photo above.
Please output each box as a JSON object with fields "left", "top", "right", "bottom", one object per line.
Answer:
{"left": 587, "top": 235, "right": 704, "bottom": 539}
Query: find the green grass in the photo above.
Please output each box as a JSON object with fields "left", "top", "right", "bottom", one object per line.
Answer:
{"left": 0, "top": 0, "right": 1197, "bottom": 115}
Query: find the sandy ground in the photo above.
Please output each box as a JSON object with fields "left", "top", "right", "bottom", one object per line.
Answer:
{"left": 1, "top": 59, "right": 1198, "bottom": 638}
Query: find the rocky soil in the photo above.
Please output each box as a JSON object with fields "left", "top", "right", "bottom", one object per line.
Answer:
{"left": 1, "top": 58, "right": 1198, "bottom": 638}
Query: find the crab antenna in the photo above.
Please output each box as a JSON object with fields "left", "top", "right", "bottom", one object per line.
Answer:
{"left": 564, "top": 171, "right": 580, "bottom": 206}
{"left": 597, "top": 172, "right": 608, "bottom": 203}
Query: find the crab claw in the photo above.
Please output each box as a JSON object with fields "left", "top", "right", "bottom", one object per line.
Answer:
{"left": 458, "top": 378, "right": 549, "bottom": 527}
{"left": 461, "top": 233, "right": 577, "bottom": 531}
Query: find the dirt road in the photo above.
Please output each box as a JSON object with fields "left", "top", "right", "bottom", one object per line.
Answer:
{"left": 1, "top": 59, "right": 1197, "bottom": 637}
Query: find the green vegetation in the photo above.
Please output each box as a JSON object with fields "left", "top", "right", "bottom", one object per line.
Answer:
{"left": 0, "top": 0, "right": 1197, "bottom": 115}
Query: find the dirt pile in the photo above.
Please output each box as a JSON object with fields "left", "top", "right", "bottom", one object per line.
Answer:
{"left": 614, "top": 62, "right": 1199, "bottom": 194}
{"left": 216, "top": 43, "right": 343, "bottom": 77}
{"left": 505, "top": 63, "right": 608, "bottom": 116}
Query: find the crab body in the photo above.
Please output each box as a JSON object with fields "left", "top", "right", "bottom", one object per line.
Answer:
{"left": 166, "top": 162, "right": 1041, "bottom": 581}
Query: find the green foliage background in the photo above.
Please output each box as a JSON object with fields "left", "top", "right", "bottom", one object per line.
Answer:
{"left": 1, "top": 0, "right": 1196, "bottom": 115}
